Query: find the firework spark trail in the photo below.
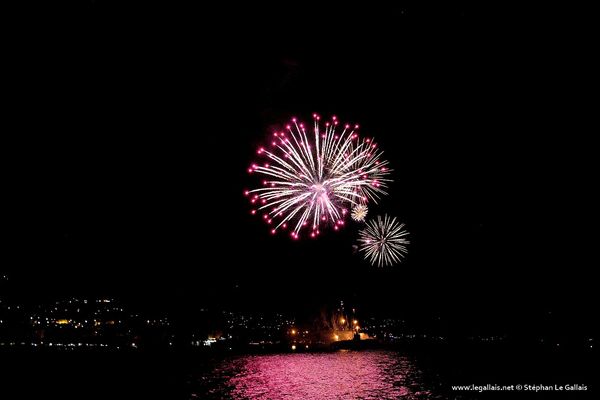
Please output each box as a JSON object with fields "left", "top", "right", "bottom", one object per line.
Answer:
{"left": 245, "top": 114, "right": 392, "bottom": 239}
{"left": 358, "top": 215, "right": 409, "bottom": 267}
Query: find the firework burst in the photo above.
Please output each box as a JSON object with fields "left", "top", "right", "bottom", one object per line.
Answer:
{"left": 358, "top": 215, "right": 409, "bottom": 267}
{"left": 245, "top": 114, "right": 392, "bottom": 239}
{"left": 351, "top": 204, "right": 368, "bottom": 222}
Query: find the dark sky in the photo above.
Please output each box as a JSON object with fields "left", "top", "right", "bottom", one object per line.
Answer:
{"left": 3, "top": 3, "right": 595, "bottom": 330}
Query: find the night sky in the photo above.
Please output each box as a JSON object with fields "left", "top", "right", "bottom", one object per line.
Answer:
{"left": 4, "top": 3, "right": 595, "bottom": 333}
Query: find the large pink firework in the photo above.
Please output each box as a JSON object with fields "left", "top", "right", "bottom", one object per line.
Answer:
{"left": 245, "top": 114, "right": 392, "bottom": 239}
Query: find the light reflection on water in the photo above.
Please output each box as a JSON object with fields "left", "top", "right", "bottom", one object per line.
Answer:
{"left": 191, "top": 350, "right": 442, "bottom": 399}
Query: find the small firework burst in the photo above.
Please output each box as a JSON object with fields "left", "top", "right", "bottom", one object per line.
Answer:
{"left": 245, "top": 114, "right": 392, "bottom": 239}
{"left": 351, "top": 204, "right": 368, "bottom": 222}
{"left": 358, "top": 215, "right": 409, "bottom": 267}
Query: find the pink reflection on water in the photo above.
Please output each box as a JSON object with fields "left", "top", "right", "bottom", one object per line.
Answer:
{"left": 195, "top": 351, "right": 439, "bottom": 399}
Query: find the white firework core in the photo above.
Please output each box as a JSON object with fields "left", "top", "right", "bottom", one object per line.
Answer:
{"left": 246, "top": 114, "right": 392, "bottom": 239}
{"left": 351, "top": 204, "right": 369, "bottom": 222}
{"left": 358, "top": 215, "right": 409, "bottom": 267}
